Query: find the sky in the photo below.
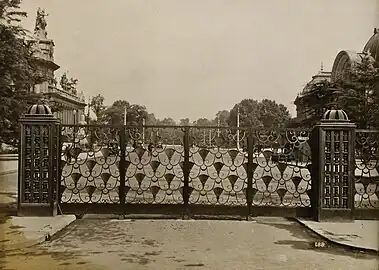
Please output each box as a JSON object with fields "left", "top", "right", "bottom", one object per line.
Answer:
{"left": 20, "top": 0, "right": 379, "bottom": 121}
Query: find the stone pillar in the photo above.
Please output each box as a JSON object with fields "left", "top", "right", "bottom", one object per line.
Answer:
{"left": 18, "top": 104, "right": 60, "bottom": 216}
{"left": 311, "top": 109, "right": 356, "bottom": 222}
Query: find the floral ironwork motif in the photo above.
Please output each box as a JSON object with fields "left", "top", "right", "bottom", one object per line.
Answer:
{"left": 188, "top": 127, "right": 248, "bottom": 206}
{"left": 355, "top": 130, "right": 379, "bottom": 209}
{"left": 250, "top": 129, "right": 312, "bottom": 207}
{"left": 58, "top": 125, "right": 313, "bottom": 213}
{"left": 60, "top": 125, "right": 121, "bottom": 203}
{"left": 124, "top": 127, "right": 184, "bottom": 204}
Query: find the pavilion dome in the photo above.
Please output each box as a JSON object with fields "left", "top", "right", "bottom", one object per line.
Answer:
{"left": 363, "top": 28, "right": 379, "bottom": 64}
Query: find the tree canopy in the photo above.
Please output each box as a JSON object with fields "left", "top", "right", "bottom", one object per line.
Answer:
{"left": 227, "top": 99, "right": 291, "bottom": 128}
{"left": 0, "top": 0, "right": 46, "bottom": 147}
{"left": 296, "top": 54, "right": 379, "bottom": 129}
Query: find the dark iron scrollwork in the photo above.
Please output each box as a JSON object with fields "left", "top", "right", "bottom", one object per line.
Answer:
{"left": 188, "top": 127, "right": 248, "bottom": 206}
{"left": 58, "top": 124, "right": 313, "bottom": 211}
{"left": 355, "top": 130, "right": 379, "bottom": 209}
{"left": 60, "top": 125, "right": 121, "bottom": 204}
{"left": 250, "top": 129, "right": 312, "bottom": 207}
{"left": 124, "top": 127, "right": 184, "bottom": 204}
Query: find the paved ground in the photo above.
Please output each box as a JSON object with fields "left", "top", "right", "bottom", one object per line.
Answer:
{"left": 1, "top": 216, "right": 378, "bottom": 270}
{"left": 296, "top": 218, "right": 379, "bottom": 252}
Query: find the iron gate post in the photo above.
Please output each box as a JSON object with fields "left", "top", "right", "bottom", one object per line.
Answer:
{"left": 18, "top": 104, "right": 60, "bottom": 216}
{"left": 246, "top": 129, "right": 254, "bottom": 220}
{"left": 183, "top": 126, "right": 190, "bottom": 218}
{"left": 311, "top": 109, "right": 356, "bottom": 222}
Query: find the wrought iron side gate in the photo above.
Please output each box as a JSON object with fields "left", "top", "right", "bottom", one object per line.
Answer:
{"left": 57, "top": 124, "right": 313, "bottom": 219}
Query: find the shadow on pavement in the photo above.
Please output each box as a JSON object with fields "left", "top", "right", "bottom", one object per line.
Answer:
{"left": 257, "top": 217, "right": 378, "bottom": 259}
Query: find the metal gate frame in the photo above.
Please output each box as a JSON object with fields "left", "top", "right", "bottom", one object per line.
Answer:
{"left": 57, "top": 125, "right": 313, "bottom": 219}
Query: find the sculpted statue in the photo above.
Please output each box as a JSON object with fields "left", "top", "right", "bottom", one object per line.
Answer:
{"left": 60, "top": 73, "right": 69, "bottom": 91}
{"left": 34, "top": 8, "right": 48, "bottom": 38}
{"left": 60, "top": 72, "right": 79, "bottom": 95}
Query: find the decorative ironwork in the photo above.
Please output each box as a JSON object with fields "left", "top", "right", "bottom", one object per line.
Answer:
{"left": 124, "top": 127, "right": 184, "bottom": 204}
{"left": 23, "top": 125, "right": 51, "bottom": 203}
{"left": 355, "top": 130, "right": 379, "bottom": 209}
{"left": 57, "top": 124, "right": 313, "bottom": 215}
{"left": 188, "top": 127, "right": 248, "bottom": 206}
{"left": 323, "top": 130, "right": 350, "bottom": 208}
{"left": 250, "top": 129, "right": 312, "bottom": 207}
{"left": 60, "top": 125, "right": 121, "bottom": 203}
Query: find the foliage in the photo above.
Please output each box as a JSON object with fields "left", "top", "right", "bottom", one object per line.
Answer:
{"left": 227, "top": 99, "right": 291, "bottom": 128}
{"left": 179, "top": 118, "right": 190, "bottom": 126}
{"left": 297, "top": 54, "right": 379, "bottom": 129}
{"left": 214, "top": 110, "right": 230, "bottom": 126}
{"left": 295, "top": 80, "right": 337, "bottom": 127}
{"left": 0, "top": 0, "right": 48, "bottom": 146}
{"left": 193, "top": 118, "right": 212, "bottom": 126}
{"left": 103, "top": 100, "right": 148, "bottom": 126}
{"left": 334, "top": 55, "right": 379, "bottom": 128}
{"left": 89, "top": 94, "right": 106, "bottom": 123}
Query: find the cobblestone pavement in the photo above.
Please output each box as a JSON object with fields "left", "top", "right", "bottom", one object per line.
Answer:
{"left": 1, "top": 217, "right": 378, "bottom": 269}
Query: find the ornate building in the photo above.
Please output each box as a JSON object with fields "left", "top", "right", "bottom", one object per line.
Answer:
{"left": 30, "top": 8, "right": 86, "bottom": 124}
{"left": 294, "top": 28, "right": 379, "bottom": 121}
{"left": 294, "top": 65, "right": 331, "bottom": 121}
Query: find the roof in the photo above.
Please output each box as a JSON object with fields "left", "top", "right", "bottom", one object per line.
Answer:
{"left": 363, "top": 28, "right": 379, "bottom": 64}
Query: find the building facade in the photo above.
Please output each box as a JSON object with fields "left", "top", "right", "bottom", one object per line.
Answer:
{"left": 294, "top": 28, "right": 379, "bottom": 121}
{"left": 30, "top": 8, "right": 86, "bottom": 124}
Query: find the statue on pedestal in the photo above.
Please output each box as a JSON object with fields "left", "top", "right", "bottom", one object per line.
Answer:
{"left": 34, "top": 8, "right": 48, "bottom": 39}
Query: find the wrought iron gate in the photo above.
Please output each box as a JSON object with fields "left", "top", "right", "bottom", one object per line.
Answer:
{"left": 58, "top": 124, "right": 313, "bottom": 218}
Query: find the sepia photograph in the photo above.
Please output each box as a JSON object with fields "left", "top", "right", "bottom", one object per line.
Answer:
{"left": 1, "top": 0, "right": 379, "bottom": 269}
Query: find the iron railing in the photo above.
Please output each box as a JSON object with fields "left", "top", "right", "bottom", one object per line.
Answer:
{"left": 57, "top": 124, "right": 313, "bottom": 217}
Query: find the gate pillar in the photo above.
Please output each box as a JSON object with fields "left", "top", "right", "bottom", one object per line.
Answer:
{"left": 311, "top": 109, "right": 356, "bottom": 222}
{"left": 18, "top": 104, "right": 60, "bottom": 216}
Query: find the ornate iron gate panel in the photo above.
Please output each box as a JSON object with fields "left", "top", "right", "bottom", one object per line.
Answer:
{"left": 57, "top": 124, "right": 313, "bottom": 218}
{"left": 122, "top": 126, "right": 186, "bottom": 214}
{"left": 249, "top": 130, "right": 312, "bottom": 217}
{"left": 354, "top": 130, "right": 379, "bottom": 219}
{"left": 59, "top": 125, "right": 122, "bottom": 214}
{"left": 186, "top": 127, "right": 249, "bottom": 216}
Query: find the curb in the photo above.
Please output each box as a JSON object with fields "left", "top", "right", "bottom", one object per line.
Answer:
{"left": 0, "top": 170, "right": 17, "bottom": 176}
{"left": 3, "top": 215, "right": 77, "bottom": 252}
{"left": 294, "top": 218, "right": 379, "bottom": 254}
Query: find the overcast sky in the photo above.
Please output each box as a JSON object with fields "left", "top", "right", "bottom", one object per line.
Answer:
{"left": 20, "top": 0, "right": 378, "bottom": 121}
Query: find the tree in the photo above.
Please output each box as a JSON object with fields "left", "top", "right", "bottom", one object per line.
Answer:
{"left": 258, "top": 99, "right": 291, "bottom": 128}
{"left": 179, "top": 118, "right": 190, "bottom": 126}
{"left": 214, "top": 110, "right": 230, "bottom": 126}
{"left": 158, "top": 118, "right": 176, "bottom": 126}
{"left": 146, "top": 113, "right": 158, "bottom": 125}
{"left": 89, "top": 94, "right": 106, "bottom": 123}
{"left": 334, "top": 55, "right": 379, "bottom": 129}
{"left": 193, "top": 118, "right": 212, "bottom": 126}
{"left": 0, "top": 1, "right": 46, "bottom": 147}
{"left": 227, "top": 99, "right": 291, "bottom": 129}
{"left": 103, "top": 100, "right": 148, "bottom": 126}
{"left": 297, "top": 54, "right": 379, "bottom": 129}
{"left": 227, "top": 99, "right": 263, "bottom": 128}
